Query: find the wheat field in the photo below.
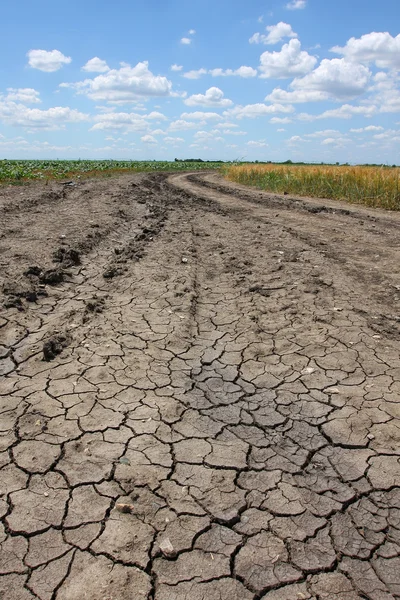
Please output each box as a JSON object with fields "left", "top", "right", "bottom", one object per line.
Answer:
{"left": 224, "top": 164, "right": 400, "bottom": 210}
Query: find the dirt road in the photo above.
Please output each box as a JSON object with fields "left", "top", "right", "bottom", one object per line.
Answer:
{"left": 1, "top": 172, "right": 400, "bottom": 599}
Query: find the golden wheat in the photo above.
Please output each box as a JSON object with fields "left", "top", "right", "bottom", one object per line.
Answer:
{"left": 224, "top": 164, "right": 400, "bottom": 210}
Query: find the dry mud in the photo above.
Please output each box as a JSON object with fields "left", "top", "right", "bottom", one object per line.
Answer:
{"left": 1, "top": 171, "right": 400, "bottom": 599}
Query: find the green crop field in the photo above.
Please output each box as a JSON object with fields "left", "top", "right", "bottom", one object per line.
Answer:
{"left": 0, "top": 159, "right": 225, "bottom": 183}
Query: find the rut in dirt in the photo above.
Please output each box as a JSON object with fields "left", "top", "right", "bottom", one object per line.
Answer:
{"left": 0, "top": 172, "right": 400, "bottom": 600}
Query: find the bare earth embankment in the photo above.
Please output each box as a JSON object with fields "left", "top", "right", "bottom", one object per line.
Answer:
{"left": 1, "top": 172, "right": 400, "bottom": 599}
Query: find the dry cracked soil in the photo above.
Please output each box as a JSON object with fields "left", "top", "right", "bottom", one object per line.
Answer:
{"left": 1, "top": 171, "right": 400, "bottom": 600}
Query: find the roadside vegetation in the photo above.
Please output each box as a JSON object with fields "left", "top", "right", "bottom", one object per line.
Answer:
{"left": 0, "top": 159, "right": 224, "bottom": 183}
{"left": 224, "top": 163, "right": 400, "bottom": 210}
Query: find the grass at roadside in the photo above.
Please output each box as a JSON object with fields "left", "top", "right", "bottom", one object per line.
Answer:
{"left": 0, "top": 159, "right": 224, "bottom": 184}
{"left": 223, "top": 164, "right": 400, "bottom": 210}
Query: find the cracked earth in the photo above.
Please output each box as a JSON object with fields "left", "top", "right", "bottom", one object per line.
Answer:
{"left": 1, "top": 171, "right": 400, "bottom": 599}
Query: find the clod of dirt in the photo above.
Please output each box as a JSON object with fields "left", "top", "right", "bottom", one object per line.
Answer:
{"left": 53, "top": 247, "right": 81, "bottom": 267}
{"left": 84, "top": 296, "right": 105, "bottom": 314}
{"left": 2, "top": 279, "right": 39, "bottom": 308}
{"left": 24, "top": 266, "right": 42, "bottom": 277}
{"left": 103, "top": 266, "right": 122, "bottom": 279}
{"left": 39, "top": 268, "right": 64, "bottom": 285}
{"left": 42, "top": 334, "right": 70, "bottom": 361}
{"left": 115, "top": 503, "right": 135, "bottom": 514}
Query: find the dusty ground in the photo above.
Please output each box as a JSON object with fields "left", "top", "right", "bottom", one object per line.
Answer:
{"left": 1, "top": 171, "right": 400, "bottom": 600}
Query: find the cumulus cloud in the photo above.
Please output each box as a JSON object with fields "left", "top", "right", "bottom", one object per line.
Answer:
{"left": 170, "top": 64, "right": 183, "bottom": 71}
{"left": 4, "top": 88, "right": 41, "bottom": 104}
{"left": 0, "top": 101, "right": 88, "bottom": 130}
{"left": 180, "top": 111, "right": 221, "bottom": 120}
{"left": 286, "top": 0, "right": 307, "bottom": 9}
{"left": 266, "top": 88, "right": 329, "bottom": 103}
{"left": 82, "top": 57, "right": 110, "bottom": 73}
{"left": 184, "top": 87, "right": 233, "bottom": 107}
{"left": 183, "top": 66, "right": 257, "bottom": 79}
{"left": 181, "top": 37, "right": 191, "bottom": 45}
{"left": 164, "top": 136, "right": 184, "bottom": 143}
{"left": 169, "top": 119, "right": 199, "bottom": 131}
{"left": 249, "top": 22, "right": 297, "bottom": 45}
{"left": 224, "top": 103, "right": 294, "bottom": 119}
{"left": 209, "top": 66, "right": 257, "bottom": 77}
{"left": 270, "top": 116, "right": 292, "bottom": 123}
{"left": 141, "top": 134, "right": 157, "bottom": 143}
{"left": 350, "top": 125, "right": 384, "bottom": 132}
{"left": 368, "top": 72, "right": 400, "bottom": 113}
{"left": 27, "top": 49, "right": 72, "bottom": 72}
{"left": 321, "top": 137, "right": 350, "bottom": 145}
{"left": 298, "top": 103, "right": 377, "bottom": 121}
{"left": 61, "top": 61, "right": 172, "bottom": 103}
{"left": 183, "top": 68, "right": 208, "bottom": 79}
{"left": 259, "top": 39, "right": 317, "bottom": 78}
{"left": 91, "top": 110, "right": 167, "bottom": 132}
{"left": 288, "top": 135, "right": 309, "bottom": 143}
{"left": 247, "top": 140, "right": 268, "bottom": 147}
{"left": 331, "top": 32, "right": 400, "bottom": 70}
{"left": 290, "top": 58, "right": 371, "bottom": 100}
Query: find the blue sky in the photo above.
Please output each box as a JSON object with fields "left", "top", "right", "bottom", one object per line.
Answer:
{"left": 1, "top": 0, "right": 399, "bottom": 163}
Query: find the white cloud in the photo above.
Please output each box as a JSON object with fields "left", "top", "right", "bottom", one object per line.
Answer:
{"left": 286, "top": 0, "right": 307, "bottom": 9}
{"left": 91, "top": 110, "right": 167, "bottom": 132}
{"left": 183, "top": 68, "right": 208, "bottom": 79}
{"left": 210, "top": 66, "right": 257, "bottom": 78}
{"left": 189, "top": 29, "right": 196, "bottom": 35}
{"left": 247, "top": 140, "right": 268, "bottom": 147}
{"left": 163, "top": 136, "right": 184, "bottom": 143}
{"left": 372, "top": 129, "right": 400, "bottom": 141}
{"left": 306, "top": 129, "right": 342, "bottom": 138}
{"left": 82, "top": 57, "right": 110, "bottom": 73}
{"left": 331, "top": 32, "right": 400, "bottom": 70}
{"left": 291, "top": 58, "right": 371, "bottom": 100}
{"left": 0, "top": 101, "right": 88, "bottom": 130}
{"left": 259, "top": 39, "right": 317, "bottom": 78}
{"left": 183, "top": 66, "right": 257, "bottom": 79}
{"left": 350, "top": 125, "right": 384, "bottom": 133}
{"left": 266, "top": 88, "right": 329, "bottom": 103}
{"left": 180, "top": 111, "right": 221, "bottom": 120}
{"left": 185, "top": 87, "right": 233, "bottom": 107}
{"left": 223, "top": 130, "right": 247, "bottom": 135}
{"left": 4, "top": 88, "right": 41, "bottom": 104}
{"left": 141, "top": 134, "right": 157, "bottom": 144}
{"left": 27, "top": 49, "right": 71, "bottom": 72}
{"left": 249, "top": 22, "right": 297, "bottom": 45}
{"left": 216, "top": 121, "right": 239, "bottom": 128}
{"left": 288, "top": 135, "right": 308, "bottom": 143}
{"left": 321, "top": 137, "right": 350, "bottom": 145}
{"left": 224, "top": 103, "right": 294, "bottom": 119}
{"left": 368, "top": 72, "right": 400, "bottom": 113}
{"left": 270, "top": 116, "right": 292, "bottom": 123}
{"left": 298, "top": 103, "right": 377, "bottom": 121}
{"left": 171, "top": 64, "right": 183, "bottom": 71}
{"left": 181, "top": 37, "right": 191, "bottom": 45}
{"left": 169, "top": 119, "right": 199, "bottom": 131}
{"left": 60, "top": 61, "right": 172, "bottom": 103}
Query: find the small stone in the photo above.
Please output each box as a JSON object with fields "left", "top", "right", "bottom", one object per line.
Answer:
{"left": 181, "top": 257, "right": 188, "bottom": 263}
{"left": 159, "top": 537, "right": 175, "bottom": 557}
{"left": 302, "top": 367, "right": 315, "bottom": 375}
{"left": 367, "top": 433, "right": 375, "bottom": 440}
